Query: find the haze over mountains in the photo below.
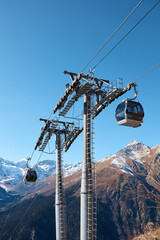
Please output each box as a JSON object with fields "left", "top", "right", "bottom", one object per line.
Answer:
{"left": 0, "top": 140, "right": 160, "bottom": 240}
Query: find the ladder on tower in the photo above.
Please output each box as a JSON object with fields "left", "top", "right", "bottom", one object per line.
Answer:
{"left": 87, "top": 94, "right": 97, "bottom": 240}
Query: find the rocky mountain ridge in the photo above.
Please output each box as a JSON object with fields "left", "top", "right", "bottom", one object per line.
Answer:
{"left": 1, "top": 140, "right": 160, "bottom": 197}
{"left": 0, "top": 141, "right": 160, "bottom": 240}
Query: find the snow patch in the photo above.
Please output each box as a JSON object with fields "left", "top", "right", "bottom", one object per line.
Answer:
{"left": 112, "top": 156, "right": 134, "bottom": 176}
{"left": 152, "top": 144, "right": 160, "bottom": 153}
{"left": 64, "top": 163, "right": 82, "bottom": 177}
{"left": 127, "top": 140, "right": 141, "bottom": 146}
{"left": 112, "top": 156, "right": 127, "bottom": 167}
{"left": 121, "top": 168, "right": 134, "bottom": 176}
{"left": 18, "top": 158, "right": 27, "bottom": 162}
{"left": 0, "top": 184, "right": 10, "bottom": 192}
{"left": 99, "top": 153, "right": 117, "bottom": 163}
{"left": 38, "top": 165, "right": 51, "bottom": 171}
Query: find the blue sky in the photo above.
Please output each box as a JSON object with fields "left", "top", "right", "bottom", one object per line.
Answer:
{"left": 0, "top": 0, "right": 159, "bottom": 165}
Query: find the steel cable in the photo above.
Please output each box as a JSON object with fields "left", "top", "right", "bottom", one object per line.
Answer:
{"left": 29, "top": 111, "right": 53, "bottom": 162}
{"left": 0, "top": 206, "right": 12, "bottom": 239}
{"left": 80, "top": 0, "right": 143, "bottom": 73}
{"left": 8, "top": 194, "right": 38, "bottom": 240}
{"left": 132, "top": 63, "right": 160, "bottom": 84}
{"left": 92, "top": 0, "right": 160, "bottom": 71}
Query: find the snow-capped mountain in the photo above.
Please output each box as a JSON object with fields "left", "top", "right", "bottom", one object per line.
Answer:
{"left": 64, "top": 162, "right": 82, "bottom": 177}
{"left": 99, "top": 140, "right": 152, "bottom": 176}
{"left": 0, "top": 158, "right": 25, "bottom": 191}
{"left": 34, "top": 160, "right": 56, "bottom": 180}
{"left": 1, "top": 141, "right": 160, "bottom": 240}
{"left": 0, "top": 158, "right": 54, "bottom": 192}
{"left": 0, "top": 157, "right": 82, "bottom": 193}
{"left": 0, "top": 140, "right": 159, "bottom": 195}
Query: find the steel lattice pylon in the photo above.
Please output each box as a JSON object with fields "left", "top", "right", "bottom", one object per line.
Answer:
{"left": 34, "top": 70, "right": 135, "bottom": 240}
{"left": 34, "top": 119, "right": 81, "bottom": 240}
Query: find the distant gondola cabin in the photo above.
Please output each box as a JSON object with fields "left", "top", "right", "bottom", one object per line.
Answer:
{"left": 24, "top": 168, "right": 37, "bottom": 183}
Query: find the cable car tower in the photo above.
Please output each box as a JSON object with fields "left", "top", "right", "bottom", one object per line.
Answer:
{"left": 52, "top": 70, "right": 138, "bottom": 240}
{"left": 34, "top": 118, "right": 82, "bottom": 240}
{"left": 27, "top": 1, "right": 160, "bottom": 237}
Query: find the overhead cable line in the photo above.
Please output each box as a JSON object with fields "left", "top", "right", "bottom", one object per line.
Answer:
{"left": 0, "top": 206, "right": 12, "bottom": 239}
{"left": 92, "top": 0, "right": 160, "bottom": 71}
{"left": 80, "top": 0, "right": 143, "bottom": 73}
{"left": 9, "top": 194, "right": 38, "bottom": 240}
{"left": 131, "top": 63, "right": 160, "bottom": 84}
{"left": 36, "top": 151, "right": 43, "bottom": 165}
{"left": 29, "top": 111, "right": 53, "bottom": 162}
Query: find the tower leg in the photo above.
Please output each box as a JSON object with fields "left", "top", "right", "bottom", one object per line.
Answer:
{"left": 80, "top": 94, "right": 91, "bottom": 240}
{"left": 55, "top": 133, "right": 66, "bottom": 240}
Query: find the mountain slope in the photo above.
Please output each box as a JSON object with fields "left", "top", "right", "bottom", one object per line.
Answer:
{"left": 0, "top": 141, "right": 160, "bottom": 240}
{"left": 132, "top": 226, "right": 160, "bottom": 240}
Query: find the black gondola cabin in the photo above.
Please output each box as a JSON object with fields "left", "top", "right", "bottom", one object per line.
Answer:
{"left": 115, "top": 99, "right": 144, "bottom": 128}
{"left": 24, "top": 168, "right": 37, "bottom": 183}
